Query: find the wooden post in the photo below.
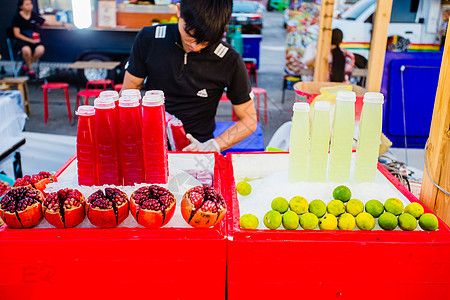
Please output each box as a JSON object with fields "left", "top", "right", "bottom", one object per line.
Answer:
{"left": 313, "top": 0, "right": 335, "bottom": 82}
{"left": 366, "top": 0, "right": 393, "bottom": 92}
{"left": 420, "top": 25, "right": 450, "bottom": 225}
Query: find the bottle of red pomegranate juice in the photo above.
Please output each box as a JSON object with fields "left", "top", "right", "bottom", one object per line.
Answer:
{"left": 118, "top": 96, "right": 145, "bottom": 185}
{"left": 142, "top": 91, "right": 168, "bottom": 184}
{"left": 76, "top": 105, "right": 98, "bottom": 186}
{"left": 170, "top": 119, "right": 191, "bottom": 150}
{"left": 94, "top": 97, "right": 121, "bottom": 185}
{"left": 99, "top": 90, "right": 120, "bottom": 121}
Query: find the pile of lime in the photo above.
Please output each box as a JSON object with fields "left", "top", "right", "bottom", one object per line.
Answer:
{"left": 240, "top": 185, "right": 439, "bottom": 232}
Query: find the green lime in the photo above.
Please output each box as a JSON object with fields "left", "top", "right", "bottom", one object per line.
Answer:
{"left": 346, "top": 199, "right": 364, "bottom": 217}
{"left": 299, "top": 212, "right": 319, "bottom": 230}
{"left": 332, "top": 185, "right": 352, "bottom": 202}
{"left": 384, "top": 198, "right": 404, "bottom": 216}
{"left": 365, "top": 199, "right": 384, "bottom": 218}
{"left": 398, "top": 213, "right": 417, "bottom": 231}
{"left": 319, "top": 214, "right": 338, "bottom": 230}
{"left": 356, "top": 212, "right": 375, "bottom": 231}
{"left": 239, "top": 214, "right": 259, "bottom": 230}
{"left": 282, "top": 211, "right": 299, "bottom": 230}
{"left": 338, "top": 213, "right": 355, "bottom": 231}
{"left": 327, "top": 200, "right": 345, "bottom": 217}
{"left": 309, "top": 199, "right": 327, "bottom": 218}
{"left": 419, "top": 213, "right": 439, "bottom": 231}
{"left": 289, "top": 196, "right": 308, "bottom": 215}
{"left": 263, "top": 210, "right": 282, "bottom": 230}
{"left": 236, "top": 181, "right": 252, "bottom": 196}
{"left": 271, "top": 197, "right": 289, "bottom": 213}
{"left": 404, "top": 202, "right": 424, "bottom": 219}
{"left": 378, "top": 212, "right": 398, "bottom": 230}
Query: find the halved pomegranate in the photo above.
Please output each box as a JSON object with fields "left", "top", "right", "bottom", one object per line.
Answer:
{"left": 130, "top": 185, "right": 176, "bottom": 228}
{"left": 43, "top": 188, "right": 86, "bottom": 228}
{"left": 86, "top": 188, "right": 129, "bottom": 228}
{"left": 0, "top": 186, "right": 44, "bottom": 228}
{"left": 181, "top": 186, "right": 226, "bottom": 228}
{"left": 0, "top": 180, "right": 11, "bottom": 197}
{"left": 13, "top": 171, "right": 57, "bottom": 193}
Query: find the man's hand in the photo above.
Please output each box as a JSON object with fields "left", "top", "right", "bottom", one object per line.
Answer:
{"left": 182, "top": 134, "right": 220, "bottom": 152}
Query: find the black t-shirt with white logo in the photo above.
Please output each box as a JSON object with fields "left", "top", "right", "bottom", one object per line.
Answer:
{"left": 127, "top": 24, "right": 252, "bottom": 142}
{"left": 12, "top": 11, "right": 45, "bottom": 39}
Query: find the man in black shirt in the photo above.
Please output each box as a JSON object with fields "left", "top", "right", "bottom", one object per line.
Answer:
{"left": 123, "top": 0, "right": 257, "bottom": 152}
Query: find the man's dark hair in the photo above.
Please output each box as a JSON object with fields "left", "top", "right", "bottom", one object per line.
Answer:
{"left": 331, "top": 28, "right": 343, "bottom": 46}
{"left": 180, "top": 0, "right": 232, "bottom": 46}
{"left": 17, "top": 0, "right": 24, "bottom": 11}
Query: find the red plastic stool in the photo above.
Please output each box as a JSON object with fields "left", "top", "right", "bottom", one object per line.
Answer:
{"left": 220, "top": 94, "right": 238, "bottom": 121}
{"left": 76, "top": 89, "right": 104, "bottom": 108}
{"left": 41, "top": 82, "right": 72, "bottom": 123}
{"left": 252, "top": 87, "right": 267, "bottom": 125}
{"left": 114, "top": 83, "right": 123, "bottom": 92}
{"left": 86, "top": 79, "right": 114, "bottom": 90}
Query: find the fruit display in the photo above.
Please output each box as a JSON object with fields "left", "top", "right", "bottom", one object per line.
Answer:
{"left": 86, "top": 188, "right": 129, "bottom": 228}
{"left": 237, "top": 184, "right": 440, "bottom": 232}
{"left": 43, "top": 188, "right": 86, "bottom": 228}
{"left": 181, "top": 186, "right": 227, "bottom": 228}
{"left": 0, "top": 180, "right": 11, "bottom": 198}
{"left": 13, "top": 171, "right": 57, "bottom": 193}
{"left": 130, "top": 185, "right": 176, "bottom": 228}
{"left": 0, "top": 186, "right": 44, "bottom": 228}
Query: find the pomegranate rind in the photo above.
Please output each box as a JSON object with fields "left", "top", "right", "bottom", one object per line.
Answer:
{"left": 44, "top": 205, "right": 86, "bottom": 228}
{"left": 1, "top": 201, "right": 43, "bottom": 229}
{"left": 181, "top": 189, "right": 227, "bottom": 229}
{"left": 86, "top": 202, "right": 129, "bottom": 229}
{"left": 130, "top": 198, "right": 176, "bottom": 228}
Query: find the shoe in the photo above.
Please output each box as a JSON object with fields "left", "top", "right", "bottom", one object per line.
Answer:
{"left": 27, "top": 70, "right": 36, "bottom": 79}
{"left": 22, "top": 64, "right": 29, "bottom": 72}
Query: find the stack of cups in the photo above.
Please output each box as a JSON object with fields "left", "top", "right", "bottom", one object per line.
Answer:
{"left": 142, "top": 90, "right": 169, "bottom": 184}
{"left": 77, "top": 105, "right": 98, "bottom": 186}
{"left": 94, "top": 96, "right": 121, "bottom": 185}
{"left": 118, "top": 96, "right": 145, "bottom": 185}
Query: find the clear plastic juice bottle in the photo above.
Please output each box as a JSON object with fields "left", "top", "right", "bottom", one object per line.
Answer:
{"left": 288, "top": 102, "right": 310, "bottom": 182}
{"left": 142, "top": 90, "right": 168, "bottom": 184}
{"left": 354, "top": 92, "right": 384, "bottom": 183}
{"left": 76, "top": 105, "right": 98, "bottom": 186}
{"left": 94, "top": 97, "right": 121, "bottom": 185}
{"left": 308, "top": 101, "right": 331, "bottom": 182}
{"left": 118, "top": 96, "right": 145, "bottom": 185}
{"left": 328, "top": 91, "right": 356, "bottom": 182}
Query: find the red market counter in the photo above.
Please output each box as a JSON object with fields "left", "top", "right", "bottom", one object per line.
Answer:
{"left": 225, "top": 153, "right": 450, "bottom": 300}
{"left": 0, "top": 153, "right": 228, "bottom": 300}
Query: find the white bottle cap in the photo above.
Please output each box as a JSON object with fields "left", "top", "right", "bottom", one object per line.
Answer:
{"left": 119, "top": 96, "right": 140, "bottom": 107}
{"left": 363, "top": 92, "right": 384, "bottom": 104}
{"left": 99, "top": 90, "right": 119, "bottom": 101}
{"left": 142, "top": 93, "right": 164, "bottom": 107}
{"left": 336, "top": 91, "right": 356, "bottom": 102}
{"left": 314, "top": 101, "right": 331, "bottom": 111}
{"left": 292, "top": 102, "right": 310, "bottom": 112}
{"left": 94, "top": 97, "right": 115, "bottom": 109}
{"left": 144, "top": 90, "right": 165, "bottom": 98}
{"left": 77, "top": 105, "right": 95, "bottom": 116}
{"left": 122, "top": 89, "right": 142, "bottom": 100}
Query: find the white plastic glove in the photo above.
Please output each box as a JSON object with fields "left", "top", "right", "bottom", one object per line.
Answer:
{"left": 182, "top": 134, "right": 220, "bottom": 153}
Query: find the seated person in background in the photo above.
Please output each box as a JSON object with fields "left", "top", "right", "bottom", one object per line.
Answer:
{"left": 12, "top": 0, "right": 61, "bottom": 76}
{"left": 328, "top": 28, "right": 355, "bottom": 83}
